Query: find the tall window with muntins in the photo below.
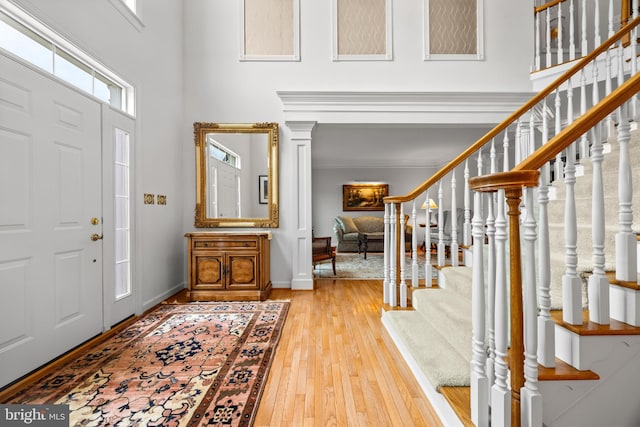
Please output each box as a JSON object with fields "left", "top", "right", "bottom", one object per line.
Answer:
{"left": 114, "top": 129, "right": 131, "bottom": 300}
{"left": 0, "top": 7, "right": 133, "bottom": 114}
{"left": 332, "top": 0, "right": 393, "bottom": 60}
{"left": 241, "top": 0, "right": 300, "bottom": 61}
{"left": 424, "top": 0, "right": 484, "bottom": 60}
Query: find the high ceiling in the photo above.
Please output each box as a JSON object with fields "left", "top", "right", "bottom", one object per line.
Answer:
{"left": 311, "top": 124, "right": 493, "bottom": 169}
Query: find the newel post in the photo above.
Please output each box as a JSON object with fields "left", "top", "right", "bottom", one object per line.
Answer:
{"left": 505, "top": 187, "right": 525, "bottom": 427}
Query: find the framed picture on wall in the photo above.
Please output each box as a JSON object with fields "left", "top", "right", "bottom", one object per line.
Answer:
{"left": 259, "top": 175, "right": 268, "bottom": 204}
{"left": 342, "top": 183, "right": 388, "bottom": 211}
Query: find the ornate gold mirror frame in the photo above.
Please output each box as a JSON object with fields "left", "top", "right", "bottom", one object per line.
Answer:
{"left": 194, "top": 122, "right": 279, "bottom": 228}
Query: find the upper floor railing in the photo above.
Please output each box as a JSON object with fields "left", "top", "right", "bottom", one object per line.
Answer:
{"left": 534, "top": 0, "right": 638, "bottom": 71}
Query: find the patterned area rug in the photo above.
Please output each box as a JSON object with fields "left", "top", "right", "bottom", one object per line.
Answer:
{"left": 314, "top": 252, "right": 430, "bottom": 279}
{"left": 5, "top": 301, "right": 289, "bottom": 426}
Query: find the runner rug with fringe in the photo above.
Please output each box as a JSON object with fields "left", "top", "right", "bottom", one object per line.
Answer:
{"left": 4, "top": 300, "right": 290, "bottom": 427}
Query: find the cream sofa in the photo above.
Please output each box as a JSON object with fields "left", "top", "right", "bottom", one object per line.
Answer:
{"left": 333, "top": 215, "right": 412, "bottom": 253}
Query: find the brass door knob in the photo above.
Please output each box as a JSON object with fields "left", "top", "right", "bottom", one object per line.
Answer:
{"left": 90, "top": 233, "right": 104, "bottom": 241}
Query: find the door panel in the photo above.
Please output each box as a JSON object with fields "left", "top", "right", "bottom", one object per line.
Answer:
{"left": 0, "top": 54, "right": 103, "bottom": 388}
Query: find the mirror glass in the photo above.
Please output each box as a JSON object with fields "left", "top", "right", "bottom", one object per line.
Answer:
{"left": 194, "top": 122, "right": 279, "bottom": 228}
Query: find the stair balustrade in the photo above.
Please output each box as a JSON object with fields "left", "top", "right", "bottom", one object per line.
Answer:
{"left": 383, "top": 16, "right": 640, "bottom": 427}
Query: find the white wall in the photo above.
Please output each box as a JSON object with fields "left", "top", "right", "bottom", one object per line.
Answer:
{"left": 14, "top": 0, "right": 186, "bottom": 308}
{"left": 183, "top": 0, "right": 533, "bottom": 287}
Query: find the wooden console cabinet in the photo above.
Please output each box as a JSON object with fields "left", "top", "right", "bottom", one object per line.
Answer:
{"left": 185, "top": 232, "right": 272, "bottom": 301}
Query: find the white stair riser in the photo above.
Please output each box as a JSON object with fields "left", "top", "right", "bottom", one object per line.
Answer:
{"left": 610, "top": 284, "right": 640, "bottom": 326}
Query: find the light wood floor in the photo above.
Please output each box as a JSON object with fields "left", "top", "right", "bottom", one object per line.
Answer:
{"left": 254, "top": 279, "right": 443, "bottom": 427}
{"left": 0, "top": 279, "right": 444, "bottom": 426}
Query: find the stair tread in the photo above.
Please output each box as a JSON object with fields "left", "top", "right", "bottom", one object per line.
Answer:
{"left": 551, "top": 310, "right": 640, "bottom": 335}
{"left": 606, "top": 271, "right": 640, "bottom": 290}
{"left": 439, "top": 386, "right": 473, "bottom": 427}
{"left": 538, "top": 357, "right": 600, "bottom": 381}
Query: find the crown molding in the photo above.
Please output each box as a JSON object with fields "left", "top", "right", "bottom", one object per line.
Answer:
{"left": 277, "top": 91, "right": 535, "bottom": 125}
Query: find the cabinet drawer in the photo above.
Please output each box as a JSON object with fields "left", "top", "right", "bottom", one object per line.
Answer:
{"left": 193, "top": 239, "right": 258, "bottom": 250}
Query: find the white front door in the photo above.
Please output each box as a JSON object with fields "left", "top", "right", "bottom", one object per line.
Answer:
{"left": 0, "top": 54, "right": 103, "bottom": 387}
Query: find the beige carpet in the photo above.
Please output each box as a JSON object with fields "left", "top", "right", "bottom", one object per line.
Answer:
{"left": 313, "top": 252, "right": 429, "bottom": 279}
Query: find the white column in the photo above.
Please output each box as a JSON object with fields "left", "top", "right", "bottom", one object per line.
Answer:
{"left": 400, "top": 204, "right": 408, "bottom": 308}
{"left": 451, "top": 171, "right": 459, "bottom": 266}
{"left": 522, "top": 187, "right": 542, "bottom": 427}
{"left": 492, "top": 187, "right": 510, "bottom": 427}
{"left": 437, "top": 181, "right": 445, "bottom": 267}
{"left": 464, "top": 160, "right": 472, "bottom": 247}
{"left": 569, "top": 0, "right": 576, "bottom": 60}
{"left": 590, "top": 121, "right": 610, "bottom": 324}
{"left": 286, "top": 121, "right": 316, "bottom": 290}
{"left": 390, "top": 203, "right": 397, "bottom": 307}
{"left": 563, "top": 140, "right": 583, "bottom": 325}
{"left": 546, "top": 9, "right": 552, "bottom": 68}
{"left": 486, "top": 141, "right": 497, "bottom": 395}
{"left": 616, "top": 105, "right": 637, "bottom": 280}
{"left": 411, "top": 200, "right": 419, "bottom": 288}
{"left": 535, "top": 12, "right": 541, "bottom": 71}
{"left": 593, "top": 0, "right": 601, "bottom": 48}
{"left": 424, "top": 190, "right": 433, "bottom": 288}
{"left": 384, "top": 203, "right": 391, "bottom": 304}
{"left": 557, "top": 2, "right": 564, "bottom": 65}
{"left": 471, "top": 190, "right": 488, "bottom": 427}
{"left": 538, "top": 107, "right": 555, "bottom": 367}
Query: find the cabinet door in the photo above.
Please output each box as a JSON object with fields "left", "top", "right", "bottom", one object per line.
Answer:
{"left": 226, "top": 252, "right": 259, "bottom": 290}
{"left": 192, "top": 254, "right": 225, "bottom": 290}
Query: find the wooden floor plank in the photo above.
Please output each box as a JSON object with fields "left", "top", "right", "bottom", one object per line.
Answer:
{"left": 1, "top": 280, "right": 445, "bottom": 427}
{"left": 254, "top": 279, "right": 444, "bottom": 426}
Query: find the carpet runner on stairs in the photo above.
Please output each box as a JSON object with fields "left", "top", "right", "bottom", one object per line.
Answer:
{"left": 383, "top": 266, "right": 472, "bottom": 390}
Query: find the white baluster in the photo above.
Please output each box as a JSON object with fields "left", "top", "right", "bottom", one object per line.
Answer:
{"left": 384, "top": 203, "right": 390, "bottom": 304}
{"left": 579, "top": 69, "right": 589, "bottom": 166}
{"left": 485, "top": 141, "right": 497, "bottom": 398}
{"left": 471, "top": 190, "right": 488, "bottom": 427}
{"left": 424, "top": 190, "right": 433, "bottom": 288}
{"left": 503, "top": 129, "right": 510, "bottom": 173}
{"left": 390, "top": 203, "right": 397, "bottom": 307}
{"left": 563, "top": 140, "right": 582, "bottom": 325}
{"left": 605, "top": 44, "right": 615, "bottom": 139}
{"left": 557, "top": 3, "right": 564, "bottom": 64}
{"left": 464, "top": 160, "right": 472, "bottom": 247}
{"left": 535, "top": 11, "right": 541, "bottom": 71}
{"left": 522, "top": 187, "right": 542, "bottom": 427}
{"left": 581, "top": 0, "right": 588, "bottom": 56}
{"left": 546, "top": 9, "right": 552, "bottom": 68}
{"left": 616, "top": 105, "right": 637, "bottom": 280}
{"left": 569, "top": 0, "right": 576, "bottom": 60}
{"left": 554, "top": 89, "right": 564, "bottom": 182}
{"left": 451, "top": 171, "right": 459, "bottom": 267}
{"left": 538, "top": 104, "right": 555, "bottom": 368}
{"left": 411, "top": 200, "right": 419, "bottom": 288}
{"left": 590, "top": 121, "right": 611, "bottom": 324}
{"left": 515, "top": 120, "right": 522, "bottom": 164}
{"left": 400, "top": 204, "right": 407, "bottom": 308}
{"left": 608, "top": 0, "right": 614, "bottom": 38}
{"left": 492, "top": 186, "right": 510, "bottom": 427}
{"left": 594, "top": 0, "right": 601, "bottom": 47}
{"left": 437, "top": 181, "right": 445, "bottom": 267}
{"left": 631, "top": 0, "right": 639, "bottom": 122}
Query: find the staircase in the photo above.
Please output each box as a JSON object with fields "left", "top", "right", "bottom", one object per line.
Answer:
{"left": 381, "top": 14, "right": 640, "bottom": 427}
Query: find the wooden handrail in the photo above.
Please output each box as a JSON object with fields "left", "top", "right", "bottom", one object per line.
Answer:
{"left": 534, "top": 0, "right": 567, "bottom": 15}
{"left": 516, "top": 72, "right": 640, "bottom": 172}
{"left": 384, "top": 15, "right": 640, "bottom": 205}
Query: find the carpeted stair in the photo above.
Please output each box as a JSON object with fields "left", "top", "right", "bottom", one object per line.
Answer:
{"left": 382, "top": 266, "right": 473, "bottom": 389}
{"left": 546, "top": 128, "right": 640, "bottom": 308}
